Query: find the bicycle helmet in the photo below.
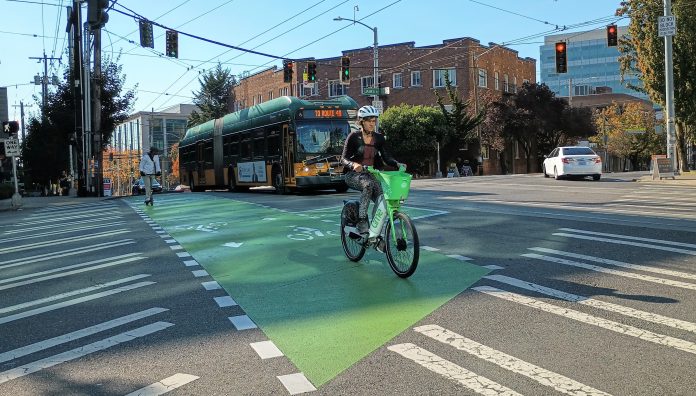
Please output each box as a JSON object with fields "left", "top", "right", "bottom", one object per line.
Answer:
{"left": 357, "top": 105, "right": 380, "bottom": 119}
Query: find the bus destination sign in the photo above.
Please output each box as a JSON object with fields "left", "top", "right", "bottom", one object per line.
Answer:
{"left": 312, "top": 109, "right": 343, "bottom": 118}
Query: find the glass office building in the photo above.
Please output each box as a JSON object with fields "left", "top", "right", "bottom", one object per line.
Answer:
{"left": 540, "top": 26, "right": 648, "bottom": 101}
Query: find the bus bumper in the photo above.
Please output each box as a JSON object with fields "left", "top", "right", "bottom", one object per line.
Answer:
{"left": 296, "top": 175, "right": 346, "bottom": 189}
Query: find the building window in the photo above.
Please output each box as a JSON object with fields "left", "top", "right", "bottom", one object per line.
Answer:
{"left": 411, "top": 70, "right": 422, "bottom": 87}
{"left": 303, "top": 83, "right": 317, "bottom": 97}
{"left": 433, "top": 68, "right": 456, "bottom": 88}
{"left": 329, "top": 80, "right": 346, "bottom": 97}
{"left": 393, "top": 73, "right": 403, "bottom": 88}
{"left": 503, "top": 74, "right": 509, "bottom": 93}
{"left": 495, "top": 72, "right": 499, "bottom": 90}
{"left": 515, "top": 141, "right": 520, "bottom": 159}
{"left": 478, "top": 68, "right": 487, "bottom": 88}
{"left": 252, "top": 97, "right": 257, "bottom": 106}
{"left": 482, "top": 145, "right": 489, "bottom": 160}
{"left": 268, "top": 91, "right": 274, "bottom": 101}
{"left": 513, "top": 77, "right": 518, "bottom": 93}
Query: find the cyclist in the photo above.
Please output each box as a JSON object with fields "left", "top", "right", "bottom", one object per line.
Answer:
{"left": 340, "top": 105, "right": 402, "bottom": 234}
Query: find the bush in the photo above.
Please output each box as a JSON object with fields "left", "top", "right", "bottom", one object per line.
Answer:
{"left": 0, "top": 184, "right": 14, "bottom": 200}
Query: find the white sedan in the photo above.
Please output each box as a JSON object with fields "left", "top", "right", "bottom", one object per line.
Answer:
{"left": 542, "top": 146, "right": 602, "bottom": 181}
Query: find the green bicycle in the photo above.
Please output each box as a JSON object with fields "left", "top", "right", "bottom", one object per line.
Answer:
{"left": 340, "top": 166, "right": 420, "bottom": 278}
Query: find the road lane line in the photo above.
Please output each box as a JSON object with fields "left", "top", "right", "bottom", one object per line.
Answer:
{"left": 446, "top": 254, "right": 473, "bottom": 261}
{"left": 123, "top": 373, "right": 199, "bottom": 396}
{"left": 0, "top": 253, "right": 142, "bottom": 286}
{"left": 388, "top": 343, "right": 523, "bottom": 396}
{"left": 485, "top": 274, "right": 696, "bottom": 334}
{"left": 3, "top": 216, "right": 124, "bottom": 234}
{"left": 473, "top": 286, "right": 696, "bottom": 356}
{"left": 277, "top": 373, "right": 317, "bottom": 395}
{"left": 414, "top": 325, "right": 611, "bottom": 396}
{"left": 15, "top": 211, "right": 123, "bottom": 226}
{"left": 213, "top": 296, "right": 237, "bottom": 307}
{"left": 0, "top": 281, "right": 155, "bottom": 325}
{"left": 0, "top": 222, "right": 127, "bottom": 244}
{"left": 529, "top": 247, "right": 696, "bottom": 281}
{"left": 552, "top": 233, "right": 696, "bottom": 256}
{"left": 0, "top": 322, "right": 174, "bottom": 385}
{"left": 0, "top": 240, "right": 135, "bottom": 269}
{"left": 0, "top": 307, "right": 167, "bottom": 363}
{"left": 33, "top": 202, "right": 118, "bottom": 213}
{"left": 558, "top": 228, "right": 696, "bottom": 249}
{"left": 0, "top": 274, "right": 151, "bottom": 315}
{"left": 522, "top": 253, "right": 696, "bottom": 291}
{"left": 201, "top": 281, "right": 221, "bottom": 290}
{"left": 0, "top": 230, "right": 131, "bottom": 255}
{"left": 229, "top": 315, "right": 256, "bottom": 330}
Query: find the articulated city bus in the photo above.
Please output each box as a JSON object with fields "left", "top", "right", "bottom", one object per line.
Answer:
{"left": 179, "top": 95, "right": 358, "bottom": 193}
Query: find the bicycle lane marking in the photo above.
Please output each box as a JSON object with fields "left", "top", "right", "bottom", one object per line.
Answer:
{"left": 142, "top": 194, "right": 490, "bottom": 388}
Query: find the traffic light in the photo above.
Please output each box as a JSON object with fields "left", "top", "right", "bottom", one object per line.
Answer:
{"left": 307, "top": 61, "right": 317, "bottom": 82}
{"left": 8, "top": 121, "right": 19, "bottom": 137}
{"left": 555, "top": 41, "right": 567, "bottom": 74}
{"left": 87, "top": 0, "right": 109, "bottom": 28}
{"left": 166, "top": 30, "right": 178, "bottom": 58}
{"left": 283, "top": 60, "right": 293, "bottom": 83}
{"left": 340, "top": 56, "right": 350, "bottom": 83}
{"left": 139, "top": 20, "right": 154, "bottom": 48}
{"left": 607, "top": 24, "right": 618, "bottom": 47}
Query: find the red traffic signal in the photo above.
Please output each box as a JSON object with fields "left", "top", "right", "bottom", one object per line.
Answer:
{"left": 607, "top": 24, "right": 618, "bottom": 47}
{"left": 283, "top": 60, "right": 293, "bottom": 83}
{"left": 555, "top": 42, "right": 567, "bottom": 74}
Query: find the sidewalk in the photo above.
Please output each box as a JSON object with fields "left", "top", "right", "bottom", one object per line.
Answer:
{"left": 0, "top": 195, "right": 117, "bottom": 212}
{"left": 635, "top": 170, "right": 696, "bottom": 186}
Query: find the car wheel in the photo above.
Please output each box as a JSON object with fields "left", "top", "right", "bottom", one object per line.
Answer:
{"left": 543, "top": 165, "right": 549, "bottom": 178}
{"left": 554, "top": 167, "right": 561, "bottom": 180}
{"left": 593, "top": 174, "right": 601, "bottom": 181}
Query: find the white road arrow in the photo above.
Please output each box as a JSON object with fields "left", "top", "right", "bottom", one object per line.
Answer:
{"left": 223, "top": 242, "right": 243, "bottom": 248}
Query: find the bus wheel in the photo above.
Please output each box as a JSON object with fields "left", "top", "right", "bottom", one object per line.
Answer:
{"left": 273, "top": 172, "right": 286, "bottom": 195}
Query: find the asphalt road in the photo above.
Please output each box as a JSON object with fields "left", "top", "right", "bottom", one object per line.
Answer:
{"left": 1, "top": 172, "right": 695, "bottom": 395}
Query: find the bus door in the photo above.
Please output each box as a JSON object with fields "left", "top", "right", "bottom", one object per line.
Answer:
{"left": 196, "top": 142, "right": 205, "bottom": 185}
{"left": 282, "top": 124, "right": 295, "bottom": 184}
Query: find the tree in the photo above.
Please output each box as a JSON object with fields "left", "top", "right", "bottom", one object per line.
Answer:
{"left": 22, "top": 57, "right": 135, "bottom": 192}
{"left": 188, "top": 64, "right": 237, "bottom": 127}
{"left": 617, "top": 0, "right": 696, "bottom": 171}
{"left": 379, "top": 104, "right": 448, "bottom": 176}
{"left": 593, "top": 101, "right": 663, "bottom": 170}
{"left": 434, "top": 70, "right": 485, "bottom": 173}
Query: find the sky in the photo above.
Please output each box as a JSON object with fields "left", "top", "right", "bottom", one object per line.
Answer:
{"left": 0, "top": 0, "right": 627, "bottom": 121}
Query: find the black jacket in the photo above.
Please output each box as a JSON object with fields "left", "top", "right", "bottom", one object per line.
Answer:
{"left": 340, "top": 131, "right": 398, "bottom": 171}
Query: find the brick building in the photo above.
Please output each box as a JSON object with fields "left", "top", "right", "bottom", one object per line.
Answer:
{"left": 235, "top": 37, "right": 536, "bottom": 175}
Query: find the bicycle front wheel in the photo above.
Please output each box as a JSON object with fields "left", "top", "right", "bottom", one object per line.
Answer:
{"left": 385, "top": 212, "right": 419, "bottom": 278}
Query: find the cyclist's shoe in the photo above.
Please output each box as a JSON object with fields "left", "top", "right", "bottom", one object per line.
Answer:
{"left": 357, "top": 218, "right": 369, "bottom": 234}
{"left": 144, "top": 199, "right": 150, "bottom": 206}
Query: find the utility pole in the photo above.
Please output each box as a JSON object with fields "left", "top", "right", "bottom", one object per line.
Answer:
{"left": 11, "top": 102, "right": 32, "bottom": 143}
{"left": 67, "top": 2, "right": 83, "bottom": 196}
{"left": 93, "top": 27, "right": 103, "bottom": 196}
{"left": 662, "top": 0, "right": 677, "bottom": 171}
{"left": 29, "top": 53, "right": 61, "bottom": 114}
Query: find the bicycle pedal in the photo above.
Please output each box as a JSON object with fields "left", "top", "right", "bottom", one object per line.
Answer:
{"left": 375, "top": 240, "right": 386, "bottom": 253}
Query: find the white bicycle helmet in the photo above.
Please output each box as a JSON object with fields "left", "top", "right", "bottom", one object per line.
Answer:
{"left": 357, "top": 105, "right": 380, "bottom": 119}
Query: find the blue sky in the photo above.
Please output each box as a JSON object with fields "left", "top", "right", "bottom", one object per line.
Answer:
{"left": 1, "top": 0, "right": 626, "bottom": 119}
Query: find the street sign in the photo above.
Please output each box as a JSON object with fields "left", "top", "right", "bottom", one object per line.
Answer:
{"left": 4, "top": 138, "right": 19, "bottom": 156}
{"left": 362, "top": 87, "right": 389, "bottom": 96}
{"left": 658, "top": 15, "right": 676, "bottom": 37}
{"left": 372, "top": 100, "right": 383, "bottom": 113}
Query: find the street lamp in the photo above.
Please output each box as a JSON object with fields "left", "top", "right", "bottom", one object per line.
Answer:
{"left": 333, "top": 16, "right": 379, "bottom": 130}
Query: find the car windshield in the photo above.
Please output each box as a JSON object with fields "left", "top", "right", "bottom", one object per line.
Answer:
{"left": 563, "top": 147, "right": 595, "bottom": 155}
{"left": 295, "top": 120, "right": 350, "bottom": 159}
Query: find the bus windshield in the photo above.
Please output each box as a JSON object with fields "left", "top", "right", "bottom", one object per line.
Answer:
{"left": 296, "top": 120, "right": 350, "bottom": 158}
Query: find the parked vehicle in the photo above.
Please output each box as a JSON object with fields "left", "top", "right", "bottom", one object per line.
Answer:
{"left": 132, "top": 177, "right": 163, "bottom": 195}
{"left": 543, "top": 146, "right": 602, "bottom": 181}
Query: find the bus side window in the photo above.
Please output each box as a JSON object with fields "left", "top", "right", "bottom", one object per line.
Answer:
{"left": 205, "top": 140, "right": 214, "bottom": 164}
{"left": 267, "top": 131, "right": 281, "bottom": 157}
{"left": 254, "top": 136, "right": 265, "bottom": 160}
{"left": 229, "top": 136, "right": 239, "bottom": 159}
{"left": 240, "top": 133, "right": 252, "bottom": 160}
{"left": 223, "top": 136, "right": 231, "bottom": 158}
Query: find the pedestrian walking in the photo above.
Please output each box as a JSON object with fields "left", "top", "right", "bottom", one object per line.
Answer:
{"left": 139, "top": 146, "right": 161, "bottom": 206}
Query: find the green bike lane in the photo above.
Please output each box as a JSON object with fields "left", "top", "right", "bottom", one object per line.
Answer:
{"left": 131, "top": 194, "right": 489, "bottom": 387}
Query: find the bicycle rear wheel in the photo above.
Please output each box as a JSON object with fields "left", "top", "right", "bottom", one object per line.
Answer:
{"left": 385, "top": 212, "right": 419, "bottom": 278}
{"left": 341, "top": 205, "right": 366, "bottom": 262}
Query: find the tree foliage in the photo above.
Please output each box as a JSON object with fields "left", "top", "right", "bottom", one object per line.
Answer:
{"left": 379, "top": 104, "right": 448, "bottom": 176}
{"left": 481, "top": 82, "right": 595, "bottom": 173}
{"left": 188, "top": 64, "right": 237, "bottom": 127}
{"left": 617, "top": 0, "right": 696, "bottom": 170}
{"left": 592, "top": 101, "right": 663, "bottom": 170}
{"left": 23, "top": 58, "right": 135, "bottom": 188}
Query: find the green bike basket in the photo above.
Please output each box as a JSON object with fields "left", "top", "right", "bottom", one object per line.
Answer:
{"left": 377, "top": 170, "right": 412, "bottom": 201}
